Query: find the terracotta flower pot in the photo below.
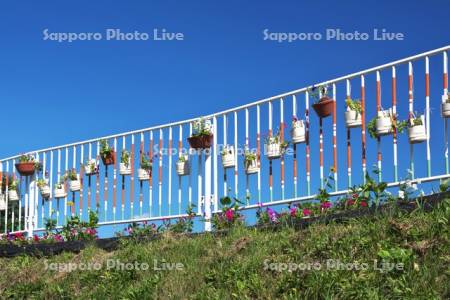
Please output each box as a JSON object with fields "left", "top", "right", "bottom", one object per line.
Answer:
{"left": 15, "top": 162, "right": 36, "bottom": 176}
{"left": 187, "top": 134, "right": 213, "bottom": 150}
{"left": 101, "top": 150, "right": 116, "bottom": 166}
{"left": 312, "top": 97, "right": 334, "bottom": 118}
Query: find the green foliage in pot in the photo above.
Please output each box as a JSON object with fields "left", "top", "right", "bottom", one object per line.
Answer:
{"left": 121, "top": 149, "right": 130, "bottom": 167}
{"left": 99, "top": 139, "right": 114, "bottom": 159}
{"left": 346, "top": 98, "right": 362, "bottom": 117}
{"left": 140, "top": 154, "right": 152, "bottom": 171}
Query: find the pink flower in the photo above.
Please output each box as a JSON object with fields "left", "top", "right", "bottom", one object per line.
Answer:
{"left": 225, "top": 209, "right": 234, "bottom": 221}
{"left": 360, "top": 201, "right": 368, "bottom": 207}
{"left": 320, "top": 201, "right": 332, "bottom": 209}
{"left": 267, "top": 208, "right": 278, "bottom": 222}
{"left": 303, "top": 209, "right": 311, "bottom": 216}
{"left": 346, "top": 199, "right": 355, "bottom": 206}
{"left": 290, "top": 207, "right": 297, "bottom": 217}
{"left": 33, "top": 235, "right": 40, "bottom": 242}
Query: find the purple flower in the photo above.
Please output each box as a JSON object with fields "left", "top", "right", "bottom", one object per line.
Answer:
{"left": 290, "top": 207, "right": 297, "bottom": 217}
{"left": 267, "top": 208, "right": 278, "bottom": 222}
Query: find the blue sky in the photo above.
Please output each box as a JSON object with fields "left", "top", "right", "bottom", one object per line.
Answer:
{"left": 0, "top": 0, "right": 448, "bottom": 157}
{"left": 0, "top": 0, "right": 449, "bottom": 235}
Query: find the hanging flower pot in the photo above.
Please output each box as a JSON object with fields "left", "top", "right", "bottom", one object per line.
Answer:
{"left": 8, "top": 189, "right": 19, "bottom": 201}
{"left": 266, "top": 142, "right": 281, "bottom": 159}
{"left": 187, "top": 118, "right": 214, "bottom": 150}
{"left": 344, "top": 98, "right": 362, "bottom": 128}
{"left": 188, "top": 135, "right": 213, "bottom": 150}
{"left": 54, "top": 183, "right": 67, "bottom": 199}
{"left": 65, "top": 171, "right": 80, "bottom": 192}
{"left": 291, "top": 118, "right": 306, "bottom": 144}
{"left": 100, "top": 139, "right": 116, "bottom": 166}
{"left": 8, "top": 179, "right": 19, "bottom": 201}
{"left": 244, "top": 149, "right": 259, "bottom": 175}
{"left": 312, "top": 96, "right": 334, "bottom": 118}
{"left": 138, "top": 154, "right": 152, "bottom": 181}
{"left": 176, "top": 155, "right": 190, "bottom": 176}
{"left": 37, "top": 179, "right": 51, "bottom": 199}
{"left": 408, "top": 115, "right": 427, "bottom": 144}
{"left": 245, "top": 158, "right": 259, "bottom": 175}
{"left": 138, "top": 168, "right": 151, "bottom": 181}
{"left": 221, "top": 146, "right": 235, "bottom": 168}
{"left": 15, "top": 154, "right": 40, "bottom": 176}
{"left": 0, "top": 194, "right": 6, "bottom": 210}
{"left": 83, "top": 159, "right": 97, "bottom": 176}
{"left": 265, "top": 129, "right": 288, "bottom": 160}
{"left": 375, "top": 110, "right": 393, "bottom": 136}
{"left": 119, "top": 150, "right": 132, "bottom": 175}
{"left": 442, "top": 94, "right": 450, "bottom": 118}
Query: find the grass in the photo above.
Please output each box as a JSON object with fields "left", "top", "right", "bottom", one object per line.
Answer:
{"left": 0, "top": 200, "right": 449, "bottom": 299}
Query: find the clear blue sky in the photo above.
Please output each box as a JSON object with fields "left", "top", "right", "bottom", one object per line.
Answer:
{"left": 0, "top": 0, "right": 449, "bottom": 235}
{"left": 0, "top": 0, "right": 448, "bottom": 158}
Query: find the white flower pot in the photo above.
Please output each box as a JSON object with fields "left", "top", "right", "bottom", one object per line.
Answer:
{"left": 8, "top": 190, "right": 19, "bottom": 201}
{"left": 376, "top": 111, "right": 393, "bottom": 136}
{"left": 69, "top": 180, "right": 81, "bottom": 192}
{"left": 54, "top": 186, "right": 67, "bottom": 199}
{"left": 408, "top": 121, "right": 427, "bottom": 144}
{"left": 84, "top": 159, "right": 97, "bottom": 175}
{"left": 345, "top": 110, "right": 362, "bottom": 128}
{"left": 266, "top": 143, "right": 281, "bottom": 159}
{"left": 222, "top": 148, "right": 235, "bottom": 168}
{"left": 291, "top": 120, "right": 306, "bottom": 144}
{"left": 0, "top": 194, "right": 6, "bottom": 210}
{"left": 441, "top": 101, "right": 450, "bottom": 118}
{"left": 119, "top": 162, "right": 132, "bottom": 175}
{"left": 245, "top": 159, "right": 259, "bottom": 175}
{"left": 176, "top": 161, "right": 190, "bottom": 176}
{"left": 39, "top": 185, "right": 51, "bottom": 199}
{"left": 138, "top": 168, "right": 151, "bottom": 181}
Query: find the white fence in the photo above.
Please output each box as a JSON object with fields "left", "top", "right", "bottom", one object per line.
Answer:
{"left": 1, "top": 45, "right": 449, "bottom": 236}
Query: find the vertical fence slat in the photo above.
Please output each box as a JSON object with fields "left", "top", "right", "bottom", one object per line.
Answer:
{"left": 234, "top": 111, "right": 238, "bottom": 198}
{"left": 332, "top": 84, "right": 338, "bottom": 191}
{"left": 256, "top": 105, "right": 261, "bottom": 203}
{"left": 292, "top": 95, "right": 298, "bottom": 197}
{"left": 159, "top": 129, "right": 163, "bottom": 216}
{"left": 408, "top": 62, "right": 415, "bottom": 178}
{"left": 149, "top": 131, "right": 154, "bottom": 217}
{"left": 346, "top": 80, "right": 352, "bottom": 187}
{"left": 444, "top": 52, "right": 449, "bottom": 174}
{"left": 268, "top": 100, "right": 273, "bottom": 201}
{"left": 168, "top": 127, "right": 173, "bottom": 215}
{"left": 305, "top": 91, "right": 311, "bottom": 195}
{"left": 361, "top": 75, "right": 366, "bottom": 181}
{"left": 213, "top": 116, "right": 218, "bottom": 210}
{"left": 280, "top": 98, "right": 285, "bottom": 199}
{"left": 223, "top": 114, "right": 228, "bottom": 196}
{"left": 392, "top": 67, "right": 398, "bottom": 182}
{"left": 425, "top": 57, "right": 431, "bottom": 176}
{"left": 376, "top": 71, "right": 382, "bottom": 181}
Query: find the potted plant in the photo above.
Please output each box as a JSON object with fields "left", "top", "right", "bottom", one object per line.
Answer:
{"left": 442, "top": 93, "right": 450, "bottom": 118}
{"left": 244, "top": 149, "right": 259, "bottom": 174}
{"left": 291, "top": 116, "right": 306, "bottom": 144}
{"left": 37, "top": 178, "right": 51, "bottom": 199}
{"left": 176, "top": 155, "right": 190, "bottom": 176}
{"left": 345, "top": 98, "right": 362, "bottom": 128}
{"left": 99, "top": 139, "right": 116, "bottom": 166}
{"left": 187, "top": 118, "right": 213, "bottom": 150}
{"left": 54, "top": 178, "right": 67, "bottom": 199}
{"left": 65, "top": 170, "right": 80, "bottom": 192}
{"left": 83, "top": 159, "right": 97, "bottom": 176}
{"left": 138, "top": 154, "right": 152, "bottom": 181}
{"left": 0, "top": 193, "right": 5, "bottom": 211}
{"left": 310, "top": 85, "right": 334, "bottom": 118}
{"left": 221, "top": 145, "right": 235, "bottom": 168}
{"left": 265, "top": 129, "right": 289, "bottom": 159}
{"left": 8, "top": 179, "right": 19, "bottom": 201}
{"left": 408, "top": 114, "right": 427, "bottom": 144}
{"left": 119, "top": 149, "right": 132, "bottom": 175}
{"left": 15, "top": 154, "right": 41, "bottom": 176}
{"left": 367, "top": 109, "right": 408, "bottom": 138}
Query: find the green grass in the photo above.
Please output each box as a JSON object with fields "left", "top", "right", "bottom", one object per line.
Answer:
{"left": 0, "top": 201, "right": 449, "bottom": 299}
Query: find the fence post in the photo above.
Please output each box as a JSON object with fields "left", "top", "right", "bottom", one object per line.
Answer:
{"left": 204, "top": 148, "right": 212, "bottom": 232}
{"left": 27, "top": 175, "right": 36, "bottom": 237}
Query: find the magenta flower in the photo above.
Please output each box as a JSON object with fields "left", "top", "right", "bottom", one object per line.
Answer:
{"left": 290, "top": 207, "right": 297, "bottom": 217}
{"left": 320, "top": 201, "right": 332, "bottom": 209}
{"left": 346, "top": 199, "right": 355, "bottom": 206}
{"left": 360, "top": 201, "right": 368, "bottom": 207}
{"left": 303, "top": 208, "right": 311, "bottom": 216}
{"left": 225, "top": 209, "right": 234, "bottom": 221}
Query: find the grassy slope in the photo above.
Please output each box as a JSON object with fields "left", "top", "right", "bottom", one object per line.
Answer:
{"left": 0, "top": 202, "right": 449, "bottom": 299}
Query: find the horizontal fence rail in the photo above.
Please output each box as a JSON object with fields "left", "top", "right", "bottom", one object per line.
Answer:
{"left": 0, "top": 45, "right": 449, "bottom": 237}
